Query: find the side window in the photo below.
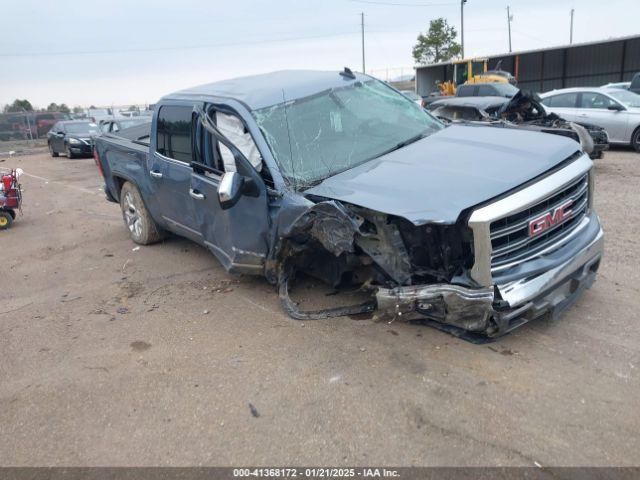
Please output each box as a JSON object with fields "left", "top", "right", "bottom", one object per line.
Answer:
{"left": 579, "top": 92, "right": 615, "bottom": 109}
{"left": 457, "top": 85, "right": 474, "bottom": 97}
{"left": 544, "top": 93, "right": 578, "bottom": 108}
{"left": 156, "top": 105, "right": 193, "bottom": 163}
{"left": 477, "top": 85, "right": 495, "bottom": 96}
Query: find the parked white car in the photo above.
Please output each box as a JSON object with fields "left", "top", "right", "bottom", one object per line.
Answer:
{"left": 540, "top": 87, "right": 640, "bottom": 151}
{"left": 602, "top": 82, "right": 631, "bottom": 91}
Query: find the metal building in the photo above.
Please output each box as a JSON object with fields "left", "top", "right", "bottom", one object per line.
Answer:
{"left": 415, "top": 34, "right": 640, "bottom": 96}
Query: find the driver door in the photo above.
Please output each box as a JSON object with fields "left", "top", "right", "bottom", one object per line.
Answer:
{"left": 189, "top": 109, "right": 270, "bottom": 274}
{"left": 53, "top": 124, "right": 66, "bottom": 151}
{"left": 576, "top": 92, "right": 628, "bottom": 143}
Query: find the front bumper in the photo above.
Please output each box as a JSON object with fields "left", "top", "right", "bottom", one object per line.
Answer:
{"left": 376, "top": 213, "right": 604, "bottom": 338}
{"left": 68, "top": 144, "right": 94, "bottom": 155}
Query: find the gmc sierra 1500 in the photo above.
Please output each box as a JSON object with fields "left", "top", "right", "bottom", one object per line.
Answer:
{"left": 94, "top": 69, "right": 604, "bottom": 339}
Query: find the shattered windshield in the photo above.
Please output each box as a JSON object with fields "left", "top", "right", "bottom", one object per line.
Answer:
{"left": 253, "top": 79, "right": 443, "bottom": 188}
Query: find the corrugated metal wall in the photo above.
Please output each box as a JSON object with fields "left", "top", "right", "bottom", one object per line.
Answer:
{"left": 416, "top": 35, "right": 640, "bottom": 96}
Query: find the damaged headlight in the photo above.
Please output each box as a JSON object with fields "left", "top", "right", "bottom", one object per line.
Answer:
{"left": 68, "top": 138, "right": 81, "bottom": 145}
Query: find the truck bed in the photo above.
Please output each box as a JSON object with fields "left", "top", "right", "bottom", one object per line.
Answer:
{"left": 94, "top": 123, "right": 151, "bottom": 203}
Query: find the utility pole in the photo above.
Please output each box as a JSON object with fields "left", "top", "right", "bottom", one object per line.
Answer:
{"left": 507, "top": 6, "right": 513, "bottom": 53}
{"left": 569, "top": 8, "right": 574, "bottom": 45}
{"left": 361, "top": 12, "right": 366, "bottom": 74}
{"left": 460, "top": 0, "right": 466, "bottom": 58}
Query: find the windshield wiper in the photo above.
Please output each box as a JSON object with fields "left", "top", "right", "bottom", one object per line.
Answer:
{"left": 371, "top": 131, "right": 429, "bottom": 160}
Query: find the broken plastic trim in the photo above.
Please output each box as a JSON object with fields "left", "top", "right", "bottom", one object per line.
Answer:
{"left": 376, "top": 283, "right": 495, "bottom": 332}
{"left": 278, "top": 274, "right": 376, "bottom": 320}
{"left": 568, "top": 122, "right": 594, "bottom": 155}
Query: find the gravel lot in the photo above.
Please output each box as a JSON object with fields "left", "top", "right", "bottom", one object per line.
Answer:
{"left": 0, "top": 149, "right": 639, "bottom": 466}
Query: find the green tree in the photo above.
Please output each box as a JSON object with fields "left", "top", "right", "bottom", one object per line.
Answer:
{"left": 3, "top": 99, "right": 34, "bottom": 113}
{"left": 73, "top": 106, "right": 84, "bottom": 114}
{"left": 46, "top": 102, "right": 70, "bottom": 113}
{"left": 412, "top": 18, "right": 462, "bottom": 65}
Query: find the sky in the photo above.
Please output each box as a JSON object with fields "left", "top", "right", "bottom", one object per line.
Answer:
{"left": 1, "top": 0, "right": 638, "bottom": 108}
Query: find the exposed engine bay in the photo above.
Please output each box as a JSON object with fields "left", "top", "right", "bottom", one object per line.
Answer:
{"left": 495, "top": 91, "right": 605, "bottom": 156}
{"left": 431, "top": 90, "right": 609, "bottom": 160}
{"left": 269, "top": 199, "right": 481, "bottom": 329}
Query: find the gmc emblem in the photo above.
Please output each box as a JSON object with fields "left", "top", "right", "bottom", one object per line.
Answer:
{"left": 529, "top": 200, "right": 573, "bottom": 237}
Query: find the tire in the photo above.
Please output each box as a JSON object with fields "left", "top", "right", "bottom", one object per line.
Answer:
{"left": 49, "top": 142, "right": 59, "bottom": 157}
{"left": 632, "top": 127, "right": 640, "bottom": 153}
{"left": 66, "top": 146, "right": 75, "bottom": 159}
{"left": 0, "top": 211, "right": 13, "bottom": 230}
{"left": 119, "top": 182, "right": 164, "bottom": 245}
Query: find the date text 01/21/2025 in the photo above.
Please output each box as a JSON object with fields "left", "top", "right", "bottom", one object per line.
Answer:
{"left": 232, "top": 468, "right": 400, "bottom": 478}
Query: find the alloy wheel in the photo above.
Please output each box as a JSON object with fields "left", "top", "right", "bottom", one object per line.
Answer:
{"left": 123, "top": 191, "right": 142, "bottom": 239}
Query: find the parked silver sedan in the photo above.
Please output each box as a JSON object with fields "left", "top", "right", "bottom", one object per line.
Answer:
{"left": 540, "top": 87, "right": 640, "bottom": 151}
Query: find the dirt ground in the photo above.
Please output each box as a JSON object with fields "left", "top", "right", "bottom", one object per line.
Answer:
{"left": 0, "top": 149, "right": 639, "bottom": 467}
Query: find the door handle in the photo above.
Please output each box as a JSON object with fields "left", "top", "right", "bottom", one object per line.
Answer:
{"left": 189, "top": 188, "right": 205, "bottom": 200}
{"left": 149, "top": 170, "right": 163, "bottom": 178}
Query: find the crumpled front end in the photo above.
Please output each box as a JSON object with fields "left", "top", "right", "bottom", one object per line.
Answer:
{"left": 375, "top": 214, "right": 603, "bottom": 338}
{"left": 272, "top": 153, "right": 603, "bottom": 339}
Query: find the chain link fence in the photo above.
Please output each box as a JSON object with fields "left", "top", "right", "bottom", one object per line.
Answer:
{"left": 367, "top": 66, "right": 415, "bottom": 83}
{"left": 0, "top": 105, "right": 153, "bottom": 155}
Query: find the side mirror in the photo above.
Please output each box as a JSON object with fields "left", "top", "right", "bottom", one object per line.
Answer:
{"left": 57, "top": 132, "right": 65, "bottom": 137}
{"left": 218, "top": 171, "right": 244, "bottom": 210}
{"left": 608, "top": 104, "right": 625, "bottom": 111}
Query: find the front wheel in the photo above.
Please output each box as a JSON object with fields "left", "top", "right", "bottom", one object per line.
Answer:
{"left": 119, "top": 182, "right": 164, "bottom": 245}
{"left": 0, "top": 211, "right": 13, "bottom": 230}
{"left": 49, "top": 142, "right": 59, "bottom": 157}
{"left": 66, "top": 146, "right": 75, "bottom": 159}
{"left": 632, "top": 128, "right": 640, "bottom": 153}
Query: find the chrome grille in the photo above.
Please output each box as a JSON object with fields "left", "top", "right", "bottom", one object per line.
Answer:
{"left": 489, "top": 173, "right": 589, "bottom": 270}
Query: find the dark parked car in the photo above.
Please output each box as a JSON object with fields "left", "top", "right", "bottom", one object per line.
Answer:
{"left": 47, "top": 120, "right": 99, "bottom": 158}
{"left": 94, "top": 70, "right": 603, "bottom": 340}
{"left": 428, "top": 92, "right": 609, "bottom": 159}
{"left": 99, "top": 117, "right": 150, "bottom": 135}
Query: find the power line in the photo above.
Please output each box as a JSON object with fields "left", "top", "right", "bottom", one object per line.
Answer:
{"left": 0, "top": 30, "right": 362, "bottom": 58}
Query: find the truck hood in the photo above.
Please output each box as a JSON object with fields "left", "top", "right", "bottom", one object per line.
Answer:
{"left": 305, "top": 124, "right": 581, "bottom": 225}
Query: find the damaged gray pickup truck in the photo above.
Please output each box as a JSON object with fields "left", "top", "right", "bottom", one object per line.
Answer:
{"left": 94, "top": 69, "right": 604, "bottom": 340}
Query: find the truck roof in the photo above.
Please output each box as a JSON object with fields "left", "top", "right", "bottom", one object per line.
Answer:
{"left": 171, "top": 69, "right": 369, "bottom": 111}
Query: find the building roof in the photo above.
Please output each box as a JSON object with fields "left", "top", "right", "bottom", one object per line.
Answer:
{"left": 415, "top": 33, "right": 640, "bottom": 70}
{"left": 172, "top": 69, "right": 369, "bottom": 110}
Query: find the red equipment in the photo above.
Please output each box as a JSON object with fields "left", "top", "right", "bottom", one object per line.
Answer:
{"left": 0, "top": 168, "right": 22, "bottom": 230}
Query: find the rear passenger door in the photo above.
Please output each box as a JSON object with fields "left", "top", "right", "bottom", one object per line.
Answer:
{"left": 152, "top": 104, "right": 201, "bottom": 241}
